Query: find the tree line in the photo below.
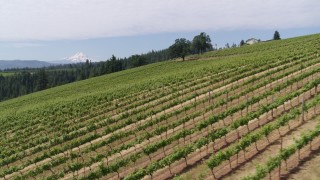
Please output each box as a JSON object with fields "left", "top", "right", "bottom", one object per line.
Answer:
{"left": 168, "top": 32, "right": 213, "bottom": 61}
{"left": 0, "top": 49, "right": 170, "bottom": 101}
{"left": 0, "top": 32, "right": 210, "bottom": 102}
{"left": 168, "top": 30, "right": 280, "bottom": 60}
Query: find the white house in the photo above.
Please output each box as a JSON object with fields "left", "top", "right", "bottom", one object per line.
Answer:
{"left": 246, "top": 38, "right": 260, "bottom": 45}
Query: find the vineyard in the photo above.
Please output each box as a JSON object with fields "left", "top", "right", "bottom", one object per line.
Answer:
{"left": 1, "top": 33, "right": 320, "bottom": 180}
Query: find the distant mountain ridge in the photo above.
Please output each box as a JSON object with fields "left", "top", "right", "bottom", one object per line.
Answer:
{"left": 0, "top": 60, "right": 52, "bottom": 70}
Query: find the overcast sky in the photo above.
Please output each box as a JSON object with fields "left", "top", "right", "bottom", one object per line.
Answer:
{"left": 0, "top": 0, "right": 319, "bottom": 61}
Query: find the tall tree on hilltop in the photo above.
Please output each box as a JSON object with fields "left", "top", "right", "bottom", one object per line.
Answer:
{"left": 169, "top": 38, "right": 191, "bottom": 61}
{"left": 273, "top": 30, "right": 281, "bottom": 40}
{"left": 192, "top": 32, "right": 213, "bottom": 54}
{"left": 240, "top": 40, "right": 245, "bottom": 46}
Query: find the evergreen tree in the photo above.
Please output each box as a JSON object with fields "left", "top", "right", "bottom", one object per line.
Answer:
{"left": 128, "top": 55, "right": 147, "bottom": 67}
{"left": 240, "top": 40, "right": 245, "bottom": 46}
{"left": 36, "top": 69, "right": 48, "bottom": 91}
{"left": 273, "top": 30, "right": 281, "bottom": 40}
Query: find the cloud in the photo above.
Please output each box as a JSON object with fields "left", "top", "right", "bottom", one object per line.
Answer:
{"left": 0, "top": 0, "right": 319, "bottom": 41}
{"left": 6, "top": 43, "right": 45, "bottom": 48}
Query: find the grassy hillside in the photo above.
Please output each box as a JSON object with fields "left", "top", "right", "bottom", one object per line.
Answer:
{"left": 0, "top": 33, "right": 320, "bottom": 179}
{"left": 0, "top": 72, "right": 14, "bottom": 77}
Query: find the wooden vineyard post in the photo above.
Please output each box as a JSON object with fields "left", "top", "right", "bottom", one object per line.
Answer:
{"left": 309, "top": 86, "right": 312, "bottom": 97}
{"left": 280, "top": 136, "right": 283, "bottom": 151}
{"left": 166, "top": 129, "right": 168, "bottom": 139}
{"left": 271, "top": 95, "right": 274, "bottom": 118}
{"left": 168, "top": 163, "right": 172, "bottom": 175}
{"left": 195, "top": 95, "right": 197, "bottom": 111}
{"left": 246, "top": 94, "right": 249, "bottom": 114}
{"left": 212, "top": 141, "right": 215, "bottom": 155}
{"left": 116, "top": 170, "right": 120, "bottom": 179}
{"left": 255, "top": 140, "right": 259, "bottom": 151}
{"left": 210, "top": 169, "right": 217, "bottom": 180}
{"left": 183, "top": 122, "right": 186, "bottom": 144}
{"left": 224, "top": 134, "right": 228, "bottom": 144}
{"left": 226, "top": 91, "right": 229, "bottom": 109}
{"left": 236, "top": 151, "right": 239, "bottom": 165}
{"left": 316, "top": 85, "right": 319, "bottom": 115}
{"left": 266, "top": 133, "right": 270, "bottom": 143}
{"left": 163, "top": 146, "right": 166, "bottom": 156}
{"left": 269, "top": 171, "right": 272, "bottom": 180}
{"left": 184, "top": 156, "right": 188, "bottom": 167}
{"left": 287, "top": 118, "right": 291, "bottom": 130}
{"left": 314, "top": 91, "right": 317, "bottom": 115}
{"left": 301, "top": 96, "right": 305, "bottom": 122}
{"left": 258, "top": 91, "right": 261, "bottom": 107}
{"left": 231, "top": 114, "right": 234, "bottom": 123}
{"left": 148, "top": 153, "right": 152, "bottom": 161}
{"left": 184, "top": 106, "right": 187, "bottom": 115}
{"left": 203, "top": 95, "right": 206, "bottom": 107}
{"left": 309, "top": 140, "right": 312, "bottom": 151}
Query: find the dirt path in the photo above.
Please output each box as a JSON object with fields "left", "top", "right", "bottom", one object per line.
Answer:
{"left": 224, "top": 115, "right": 320, "bottom": 180}
{"left": 203, "top": 104, "right": 320, "bottom": 180}
{"left": 285, "top": 140, "right": 320, "bottom": 180}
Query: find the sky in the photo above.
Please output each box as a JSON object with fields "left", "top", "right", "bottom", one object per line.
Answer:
{"left": 0, "top": 0, "right": 319, "bottom": 61}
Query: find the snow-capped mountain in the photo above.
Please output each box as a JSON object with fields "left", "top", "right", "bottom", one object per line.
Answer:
{"left": 65, "top": 52, "right": 89, "bottom": 63}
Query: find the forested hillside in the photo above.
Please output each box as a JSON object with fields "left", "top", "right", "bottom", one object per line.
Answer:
{"left": 0, "top": 49, "right": 170, "bottom": 101}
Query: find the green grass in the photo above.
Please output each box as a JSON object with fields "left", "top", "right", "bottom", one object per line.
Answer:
{"left": 0, "top": 72, "right": 15, "bottom": 76}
